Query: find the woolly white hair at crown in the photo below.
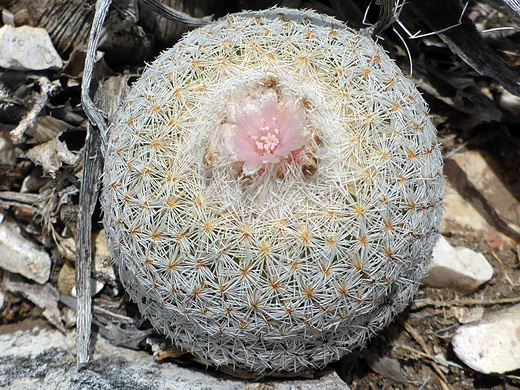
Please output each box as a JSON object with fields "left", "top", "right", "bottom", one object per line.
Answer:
{"left": 101, "top": 7, "right": 444, "bottom": 373}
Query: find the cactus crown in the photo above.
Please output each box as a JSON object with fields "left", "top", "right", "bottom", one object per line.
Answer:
{"left": 102, "top": 7, "right": 444, "bottom": 373}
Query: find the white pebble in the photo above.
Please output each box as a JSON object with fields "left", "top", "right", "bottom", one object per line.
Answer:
{"left": 0, "top": 213, "right": 51, "bottom": 284}
{"left": 0, "top": 25, "right": 62, "bottom": 70}
{"left": 71, "top": 279, "right": 104, "bottom": 298}
{"left": 422, "top": 236, "right": 493, "bottom": 292}
{"left": 452, "top": 304, "right": 520, "bottom": 374}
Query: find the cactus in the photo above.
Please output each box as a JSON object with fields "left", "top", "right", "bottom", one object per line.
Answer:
{"left": 102, "top": 7, "right": 444, "bottom": 374}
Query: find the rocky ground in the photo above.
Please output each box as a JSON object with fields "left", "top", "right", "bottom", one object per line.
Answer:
{"left": 0, "top": 1, "right": 519, "bottom": 389}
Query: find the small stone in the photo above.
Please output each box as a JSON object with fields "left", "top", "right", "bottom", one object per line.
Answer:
{"left": 59, "top": 258, "right": 105, "bottom": 297}
{"left": 0, "top": 25, "right": 62, "bottom": 70}
{"left": 451, "top": 307, "right": 485, "bottom": 324}
{"left": 0, "top": 289, "right": 4, "bottom": 310}
{"left": 0, "top": 213, "right": 51, "bottom": 284}
{"left": 2, "top": 9, "right": 15, "bottom": 26}
{"left": 422, "top": 236, "right": 493, "bottom": 292}
{"left": 0, "top": 322, "right": 350, "bottom": 390}
{"left": 452, "top": 304, "right": 520, "bottom": 374}
{"left": 58, "top": 260, "right": 105, "bottom": 297}
{"left": 56, "top": 237, "right": 76, "bottom": 261}
{"left": 499, "top": 88, "right": 520, "bottom": 115}
{"left": 441, "top": 181, "right": 489, "bottom": 233}
{"left": 62, "top": 307, "right": 76, "bottom": 329}
{"left": 57, "top": 260, "right": 76, "bottom": 295}
{"left": 71, "top": 279, "right": 104, "bottom": 298}
{"left": 365, "top": 352, "right": 409, "bottom": 384}
{"left": 446, "top": 150, "right": 520, "bottom": 238}
{"left": 92, "top": 230, "right": 117, "bottom": 286}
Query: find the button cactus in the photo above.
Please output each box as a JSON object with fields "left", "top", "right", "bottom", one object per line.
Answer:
{"left": 102, "top": 7, "right": 444, "bottom": 374}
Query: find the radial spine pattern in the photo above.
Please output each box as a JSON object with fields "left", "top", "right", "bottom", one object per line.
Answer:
{"left": 102, "top": 7, "right": 444, "bottom": 373}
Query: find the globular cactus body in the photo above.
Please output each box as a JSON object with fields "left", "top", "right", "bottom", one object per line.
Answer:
{"left": 102, "top": 7, "right": 444, "bottom": 373}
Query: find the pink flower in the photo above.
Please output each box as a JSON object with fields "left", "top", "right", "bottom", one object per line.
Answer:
{"left": 229, "top": 90, "right": 306, "bottom": 174}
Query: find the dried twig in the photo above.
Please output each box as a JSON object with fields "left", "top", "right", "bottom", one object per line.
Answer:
{"left": 489, "top": 250, "right": 516, "bottom": 286}
{"left": 10, "top": 77, "right": 60, "bottom": 143}
{"left": 137, "top": 0, "right": 212, "bottom": 26}
{"left": 61, "top": 293, "right": 153, "bottom": 350}
{"left": 0, "top": 191, "right": 40, "bottom": 209}
{"left": 4, "top": 273, "right": 65, "bottom": 332}
{"left": 75, "top": 122, "right": 103, "bottom": 368}
{"left": 396, "top": 345, "right": 464, "bottom": 370}
{"left": 501, "top": 0, "right": 520, "bottom": 16}
{"left": 78, "top": 0, "right": 215, "bottom": 368}
{"left": 411, "top": 296, "right": 520, "bottom": 310}
{"left": 61, "top": 293, "right": 134, "bottom": 325}
{"left": 361, "top": 0, "right": 400, "bottom": 37}
{"left": 397, "top": 2, "right": 469, "bottom": 40}
{"left": 406, "top": 0, "right": 520, "bottom": 96}
{"left": 398, "top": 318, "right": 452, "bottom": 390}
{"left": 77, "top": 0, "right": 112, "bottom": 368}
{"left": 81, "top": 0, "right": 110, "bottom": 134}
{"left": 397, "top": 345, "right": 520, "bottom": 384}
